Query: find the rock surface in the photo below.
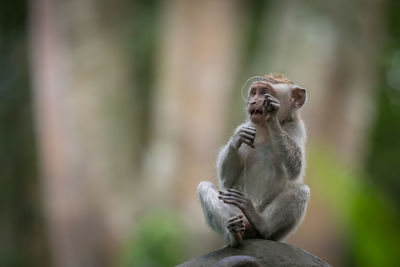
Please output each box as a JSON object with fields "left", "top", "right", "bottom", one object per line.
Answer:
{"left": 177, "top": 239, "right": 331, "bottom": 267}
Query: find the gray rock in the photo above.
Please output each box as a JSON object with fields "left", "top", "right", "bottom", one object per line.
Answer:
{"left": 177, "top": 239, "right": 331, "bottom": 267}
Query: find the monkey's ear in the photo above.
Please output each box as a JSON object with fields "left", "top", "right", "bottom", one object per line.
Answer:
{"left": 291, "top": 87, "right": 307, "bottom": 109}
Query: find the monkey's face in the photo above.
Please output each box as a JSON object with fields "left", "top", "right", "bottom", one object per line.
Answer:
{"left": 247, "top": 81, "right": 269, "bottom": 123}
{"left": 247, "top": 80, "right": 306, "bottom": 124}
{"left": 247, "top": 81, "right": 288, "bottom": 123}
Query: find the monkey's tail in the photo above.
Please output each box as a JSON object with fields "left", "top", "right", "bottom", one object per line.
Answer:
{"left": 214, "top": 255, "right": 261, "bottom": 267}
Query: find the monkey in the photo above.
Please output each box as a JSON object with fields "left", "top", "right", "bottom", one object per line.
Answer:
{"left": 197, "top": 73, "right": 310, "bottom": 247}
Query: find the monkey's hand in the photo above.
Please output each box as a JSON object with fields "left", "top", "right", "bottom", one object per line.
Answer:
{"left": 219, "top": 189, "right": 258, "bottom": 225}
{"left": 231, "top": 126, "right": 256, "bottom": 149}
{"left": 263, "top": 93, "right": 280, "bottom": 121}
{"left": 219, "top": 188, "right": 257, "bottom": 216}
{"left": 219, "top": 189, "right": 264, "bottom": 238}
{"left": 227, "top": 214, "right": 245, "bottom": 243}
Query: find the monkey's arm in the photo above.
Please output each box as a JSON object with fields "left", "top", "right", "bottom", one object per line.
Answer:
{"left": 216, "top": 143, "right": 241, "bottom": 189}
{"left": 217, "top": 124, "right": 255, "bottom": 188}
{"left": 267, "top": 117, "right": 304, "bottom": 179}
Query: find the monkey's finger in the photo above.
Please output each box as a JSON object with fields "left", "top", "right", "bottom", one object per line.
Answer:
{"left": 220, "top": 191, "right": 245, "bottom": 199}
{"left": 222, "top": 199, "right": 237, "bottom": 205}
{"left": 228, "top": 214, "right": 243, "bottom": 222}
{"left": 267, "top": 98, "right": 279, "bottom": 105}
{"left": 231, "top": 227, "right": 245, "bottom": 233}
{"left": 267, "top": 100, "right": 279, "bottom": 112}
{"left": 264, "top": 93, "right": 273, "bottom": 98}
{"left": 228, "top": 217, "right": 241, "bottom": 223}
{"left": 222, "top": 192, "right": 247, "bottom": 202}
{"left": 264, "top": 99, "right": 272, "bottom": 111}
{"left": 263, "top": 97, "right": 268, "bottom": 107}
{"left": 227, "top": 225, "right": 239, "bottom": 233}
{"left": 269, "top": 103, "right": 280, "bottom": 110}
{"left": 219, "top": 196, "right": 246, "bottom": 204}
{"left": 228, "top": 224, "right": 243, "bottom": 231}
{"left": 244, "top": 126, "right": 256, "bottom": 131}
{"left": 265, "top": 96, "right": 278, "bottom": 106}
{"left": 228, "top": 219, "right": 244, "bottom": 227}
{"left": 244, "top": 125, "right": 256, "bottom": 130}
{"left": 227, "top": 188, "right": 245, "bottom": 196}
{"left": 240, "top": 138, "right": 255, "bottom": 148}
{"left": 239, "top": 132, "right": 255, "bottom": 139}
{"left": 264, "top": 95, "right": 279, "bottom": 108}
{"left": 267, "top": 95, "right": 279, "bottom": 101}
{"left": 228, "top": 226, "right": 245, "bottom": 234}
{"left": 241, "top": 139, "right": 254, "bottom": 147}
{"left": 239, "top": 132, "right": 255, "bottom": 141}
{"left": 220, "top": 191, "right": 246, "bottom": 201}
{"left": 219, "top": 194, "right": 238, "bottom": 201}
{"left": 220, "top": 198, "right": 242, "bottom": 206}
{"left": 241, "top": 128, "right": 256, "bottom": 136}
{"left": 265, "top": 93, "right": 278, "bottom": 101}
{"left": 223, "top": 191, "right": 245, "bottom": 199}
{"left": 228, "top": 219, "right": 243, "bottom": 228}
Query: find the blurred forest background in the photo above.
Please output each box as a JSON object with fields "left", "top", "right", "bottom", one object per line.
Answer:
{"left": 1, "top": 0, "right": 400, "bottom": 266}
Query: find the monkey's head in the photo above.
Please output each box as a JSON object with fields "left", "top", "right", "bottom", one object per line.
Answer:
{"left": 247, "top": 74, "right": 307, "bottom": 124}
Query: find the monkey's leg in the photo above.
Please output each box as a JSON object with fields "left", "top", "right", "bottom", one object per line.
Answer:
{"left": 197, "top": 181, "right": 243, "bottom": 246}
{"left": 260, "top": 183, "right": 310, "bottom": 241}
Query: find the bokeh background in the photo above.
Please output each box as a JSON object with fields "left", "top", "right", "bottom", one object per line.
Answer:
{"left": 1, "top": 0, "right": 400, "bottom": 266}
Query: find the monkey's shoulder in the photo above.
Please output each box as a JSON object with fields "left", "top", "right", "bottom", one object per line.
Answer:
{"left": 282, "top": 119, "right": 307, "bottom": 142}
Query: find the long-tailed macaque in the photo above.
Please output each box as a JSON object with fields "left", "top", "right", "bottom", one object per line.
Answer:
{"left": 198, "top": 74, "right": 310, "bottom": 246}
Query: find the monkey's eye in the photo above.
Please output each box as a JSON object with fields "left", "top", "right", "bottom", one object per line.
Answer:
{"left": 250, "top": 90, "right": 256, "bottom": 96}
{"left": 261, "top": 90, "right": 267, "bottom": 95}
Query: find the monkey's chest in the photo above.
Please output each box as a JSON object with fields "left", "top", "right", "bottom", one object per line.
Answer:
{"left": 239, "top": 145, "right": 278, "bottom": 172}
{"left": 236, "top": 146, "right": 285, "bottom": 208}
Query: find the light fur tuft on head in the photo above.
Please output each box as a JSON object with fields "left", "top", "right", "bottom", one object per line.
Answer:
{"left": 264, "top": 73, "right": 294, "bottom": 85}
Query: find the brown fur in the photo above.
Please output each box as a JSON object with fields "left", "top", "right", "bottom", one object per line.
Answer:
{"left": 264, "top": 73, "right": 294, "bottom": 85}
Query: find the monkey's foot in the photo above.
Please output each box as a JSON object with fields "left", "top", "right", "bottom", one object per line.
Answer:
{"left": 227, "top": 214, "right": 246, "bottom": 246}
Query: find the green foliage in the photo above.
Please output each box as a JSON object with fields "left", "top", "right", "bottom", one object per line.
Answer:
{"left": 119, "top": 210, "right": 188, "bottom": 267}
{"left": 366, "top": 0, "right": 400, "bottom": 207}
{"left": 309, "top": 145, "right": 400, "bottom": 267}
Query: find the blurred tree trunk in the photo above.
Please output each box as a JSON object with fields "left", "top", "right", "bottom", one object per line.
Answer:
{"left": 0, "top": 1, "right": 49, "bottom": 266}
{"left": 29, "top": 0, "right": 139, "bottom": 266}
{"left": 144, "top": 0, "right": 242, "bottom": 256}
